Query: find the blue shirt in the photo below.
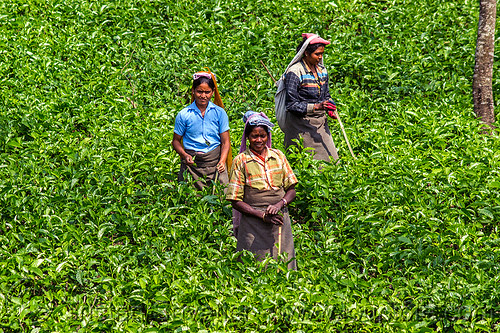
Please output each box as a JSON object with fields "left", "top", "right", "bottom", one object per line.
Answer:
{"left": 174, "top": 101, "right": 230, "bottom": 153}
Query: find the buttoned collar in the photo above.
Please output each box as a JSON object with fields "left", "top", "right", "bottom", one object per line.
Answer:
{"left": 300, "top": 59, "right": 325, "bottom": 75}
{"left": 188, "top": 101, "right": 216, "bottom": 115}
{"left": 246, "top": 147, "right": 279, "bottom": 163}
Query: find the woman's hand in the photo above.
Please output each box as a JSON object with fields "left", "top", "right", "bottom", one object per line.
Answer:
{"left": 183, "top": 154, "right": 195, "bottom": 165}
{"left": 314, "top": 101, "right": 330, "bottom": 111}
{"left": 265, "top": 202, "right": 283, "bottom": 215}
{"left": 263, "top": 202, "right": 285, "bottom": 225}
{"left": 216, "top": 160, "right": 226, "bottom": 173}
{"left": 263, "top": 212, "right": 284, "bottom": 225}
{"left": 325, "top": 101, "right": 338, "bottom": 119}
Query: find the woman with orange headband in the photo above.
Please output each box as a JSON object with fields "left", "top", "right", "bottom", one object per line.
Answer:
{"left": 172, "top": 71, "right": 231, "bottom": 189}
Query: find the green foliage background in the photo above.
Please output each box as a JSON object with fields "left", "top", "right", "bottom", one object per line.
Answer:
{"left": 1, "top": 0, "right": 500, "bottom": 331}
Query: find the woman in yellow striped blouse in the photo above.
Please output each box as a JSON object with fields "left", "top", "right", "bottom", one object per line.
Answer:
{"left": 226, "top": 111, "right": 298, "bottom": 270}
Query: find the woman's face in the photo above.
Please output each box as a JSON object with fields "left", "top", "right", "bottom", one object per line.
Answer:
{"left": 192, "top": 82, "right": 214, "bottom": 109}
{"left": 248, "top": 126, "right": 268, "bottom": 154}
{"left": 304, "top": 46, "right": 325, "bottom": 67}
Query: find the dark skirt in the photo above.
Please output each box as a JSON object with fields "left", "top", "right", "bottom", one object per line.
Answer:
{"left": 178, "top": 145, "right": 228, "bottom": 190}
{"left": 284, "top": 112, "right": 338, "bottom": 162}
{"left": 236, "top": 186, "right": 296, "bottom": 270}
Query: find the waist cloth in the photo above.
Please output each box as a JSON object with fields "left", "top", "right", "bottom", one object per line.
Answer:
{"left": 236, "top": 186, "right": 296, "bottom": 270}
{"left": 284, "top": 112, "right": 338, "bottom": 162}
{"left": 178, "top": 145, "right": 228, "bottom": 190}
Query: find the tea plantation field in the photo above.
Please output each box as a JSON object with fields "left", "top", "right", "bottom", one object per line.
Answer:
{"left": 1, "top": 0, "right": 499, "bottom": 331}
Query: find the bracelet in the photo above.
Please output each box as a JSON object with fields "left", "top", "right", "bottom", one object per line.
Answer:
{"left": 262, "top": 212, "right": 266, "bottom": 221}
{"left": 282, "top": 198, "right": 288, "bottom": 206}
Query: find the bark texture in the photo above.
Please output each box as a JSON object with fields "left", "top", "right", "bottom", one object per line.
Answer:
{"left": 473, "top": 0, "right": 496, "bottom": 128}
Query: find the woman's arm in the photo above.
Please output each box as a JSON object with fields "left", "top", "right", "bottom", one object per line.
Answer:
{"left": 285, "top": 72, "right": 309, "bottom": 116}
{"left": 323, "top": 72, "right": 333, "bottom": 103}
{"left": 217, "top": 130, "right": 230, "bottom": 172}
{"left": 264, "top": 185, "right": 296, "bottom": 215}
{"left": 231, "top": 200, "right": 283, "bottom": 225}
{"left": 283, "top": 185, "right": 297, "bottom": 205}
{"left": 172, "top": 133, "right": 194, "bottom": 165}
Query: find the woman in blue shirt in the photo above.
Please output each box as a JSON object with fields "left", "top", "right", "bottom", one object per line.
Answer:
{"left": 172, "top": 72, "right": 231, "bottom": 189}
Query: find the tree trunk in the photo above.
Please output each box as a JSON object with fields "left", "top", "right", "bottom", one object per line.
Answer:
{"left": 473, "top": 0, "right": 496, "bottom": 129}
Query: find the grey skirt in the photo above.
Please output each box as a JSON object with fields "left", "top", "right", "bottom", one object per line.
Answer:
{"left": 178, "top": 145, "right": 228, "bottom": 190}
{"left": 284, "top": 112, "right": 338, "bottom": 162}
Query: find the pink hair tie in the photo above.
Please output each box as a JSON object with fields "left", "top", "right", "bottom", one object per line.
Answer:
{"left": 192, "top": 72, "right": 217, "bottom": 80}
{"left": 301, "top": 33, "right": 331, "bottom": 45}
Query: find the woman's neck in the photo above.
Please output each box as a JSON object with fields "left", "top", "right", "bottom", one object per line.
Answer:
{"left": 195, "top": 102, "right": 207, "bottom": 115}
{"left": 303, "top": 59, "right": 317, "bottom": 73}
{"left": 250, "top": 147, "right": 267, "bottom": 158}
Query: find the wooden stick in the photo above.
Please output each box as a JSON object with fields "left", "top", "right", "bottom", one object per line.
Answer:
{"left": 278, "top": 226, "right": 282, "bottom": 255}
{"left": 212, "top": 170, "right": 219, "bottom": 196}
{"left": 260, "top": 60, "right": 277, "bottom": 84}
{"left": 336, "top": 112, "right": 356, "bottom": 159}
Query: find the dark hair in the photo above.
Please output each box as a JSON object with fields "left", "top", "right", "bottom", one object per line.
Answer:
{"left": 192, "top": 77, "right": 215, "bottom": 91}
{"left": 245, "top": 124, "right": 269, "bottom": 138}
{"left": 296, "top": 37, "right": 326, "bottom": 55}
